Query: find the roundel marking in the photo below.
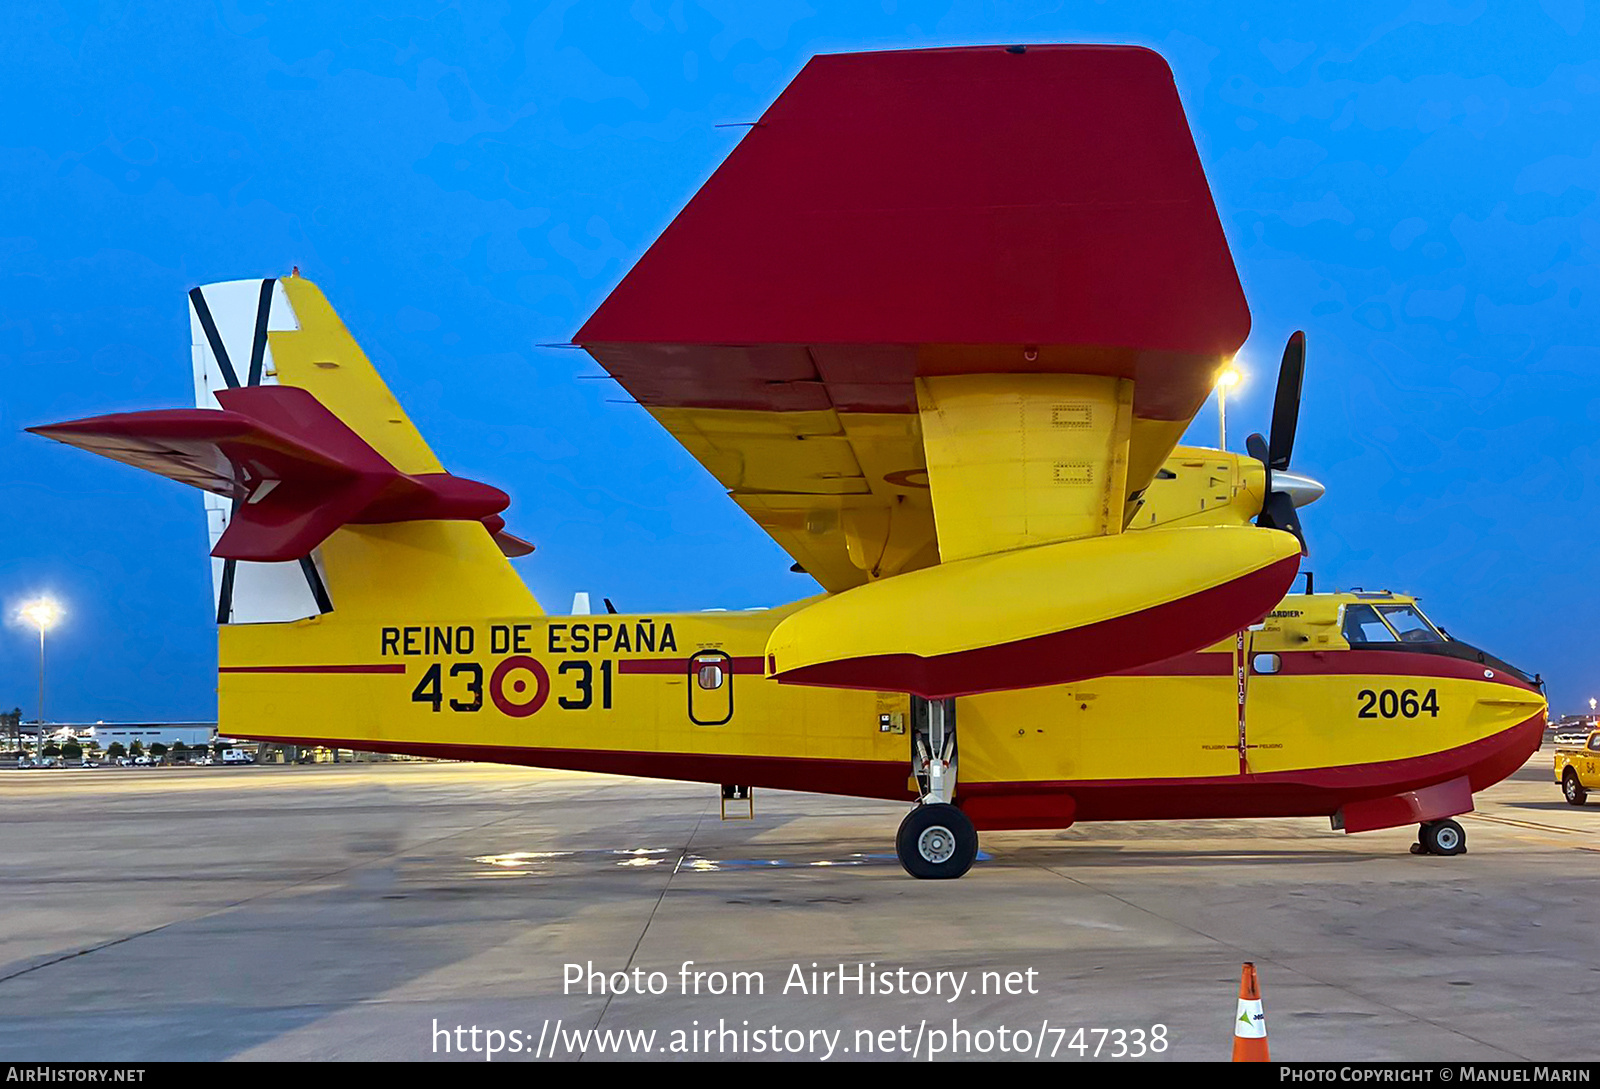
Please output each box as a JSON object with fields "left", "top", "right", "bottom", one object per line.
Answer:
{"left": 883, "top": 468, "right": 930, "bottom": 490}
{"left": 490, "top": 655, "right": 551, "bottom": 717}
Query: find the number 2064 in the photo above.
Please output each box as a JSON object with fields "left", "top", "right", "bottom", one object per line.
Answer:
{"left": 1356, "top": 688, "right": 1439, "bottom": 719}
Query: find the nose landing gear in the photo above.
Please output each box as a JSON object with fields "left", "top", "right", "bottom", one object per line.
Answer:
{"left": 1409, "top": 818, "right": 1467, "bottom": 856}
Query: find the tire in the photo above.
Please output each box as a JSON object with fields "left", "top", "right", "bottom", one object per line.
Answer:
{"left": 895, "top": 803, "right": 978, "bottom": 879}
{"left": 1420, "top": 818, "right": 1467, "bottom": 856}
{"left": 1563, "top": 770, "right": 1588, "bottom": 807}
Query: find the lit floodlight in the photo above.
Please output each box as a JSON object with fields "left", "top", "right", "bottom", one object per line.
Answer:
{"left": 1215, "top": 362, "right": 1244, "bottom": 450}
{"left": 19, "top": 597, "right": 62, "bottom": 632}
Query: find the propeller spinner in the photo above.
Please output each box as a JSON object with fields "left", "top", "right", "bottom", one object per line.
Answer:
{"left": 1245, "top": 331, "right": 1322, "bottom": 555}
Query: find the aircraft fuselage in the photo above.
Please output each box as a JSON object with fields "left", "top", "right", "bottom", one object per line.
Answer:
{"left": 225, "top": 587, "right": 1545, "bottom": 839}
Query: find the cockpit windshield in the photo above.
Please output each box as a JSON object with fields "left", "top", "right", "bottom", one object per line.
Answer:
{"left": 1377, "top": 605, "right": 1445, "bottom": 644}
{"left": 1341, "top": 602, "right": 1447, "bottom": 645}
{"left": 1341, "top": 604, "right": 1397, "bottom": 644}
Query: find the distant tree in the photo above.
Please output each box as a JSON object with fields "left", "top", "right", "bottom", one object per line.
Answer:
{"left": 171, "top": 740, "right": 188, "bottom": 762}
{"left": 212, "top": 740, "right": 226, "bottom": 757}
{"left": 42, "top": 742, "right": 61, "bottom": 758}
{"left": 149, "top": 742, "right": 168, "bottom": 759}
{"left": 129, "top": 740, "right": 144, "bottom": 757}
{"left": 61, "top": 740, "right": 82, "bottom": 760}
{"left": 106, "top": 742, "right": 127, "bottom": 759}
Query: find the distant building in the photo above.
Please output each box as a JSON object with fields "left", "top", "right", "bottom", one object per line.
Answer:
{"left": 32, "top": 722, "right": 218, "bottom": 751}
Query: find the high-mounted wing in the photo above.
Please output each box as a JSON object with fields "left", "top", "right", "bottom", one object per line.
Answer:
{"left": 577, "top": 45, "right": 1298, "bottom": 697}
{"left": 579, "top": 45, "right": 1250, "bottom": 589}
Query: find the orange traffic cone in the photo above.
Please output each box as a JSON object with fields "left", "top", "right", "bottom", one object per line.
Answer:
{"left": 1231, "top": 961, "right": 1269, "bottom": 1061}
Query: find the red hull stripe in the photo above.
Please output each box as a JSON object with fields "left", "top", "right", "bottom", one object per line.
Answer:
{"left": 1119, "top": 647, "right": 1539, "bottom": 691}
{"left": 220, "top": 664, "right": 406, "bottom": 675}
{"left": 236, "top": 714, "right": 1542, "bottom": 833}
{"left": 617, "top": 656, "right": 766, "bottom": 676}
{"left": 238, "top": 734, "right": 914, "bottom": 802}
{"left": 1274, "top": 649, "right": 1537, "bottom": 690}
{"left": 959, "top": 715, "right": 1544, "bottom": 828}
{"left": 773, "top": 554, "right": 1301, "bottom": 699}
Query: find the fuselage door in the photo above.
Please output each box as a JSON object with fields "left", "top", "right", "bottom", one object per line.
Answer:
{"left": 1240, "top": 631, "right": 1293, "bottom": 774}
{"left": 688, "top": 650, "right": 734, "bottom": 726}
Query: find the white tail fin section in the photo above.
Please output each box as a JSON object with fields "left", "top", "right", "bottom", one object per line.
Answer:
{"left": 189, "top": 278, "right": 332, "bottom": 624}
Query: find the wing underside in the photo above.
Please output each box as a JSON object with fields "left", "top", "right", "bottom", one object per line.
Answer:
{"left": 574, "top": 45, "right": 1298, "bottom": 697}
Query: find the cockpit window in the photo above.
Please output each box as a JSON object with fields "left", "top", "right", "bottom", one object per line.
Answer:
{"left": 1377, "top": 605, "right": 1444, "bottom": 644}
{"left": 1342, "top": 604, "right": 1397, "bottom": 644}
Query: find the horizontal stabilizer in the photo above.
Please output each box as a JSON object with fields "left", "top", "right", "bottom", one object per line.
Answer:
{"left": 30, "top": 385, "right": 522, "bottom": 563}
{"left": 481, "top": 514, "right": 536, "bottom": 558}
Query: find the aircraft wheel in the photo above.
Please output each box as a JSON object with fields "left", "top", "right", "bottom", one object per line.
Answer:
{"left": 1562, "top": 770, "right": 1588, "bottom": 807}
{"left": 896, "top": 803, "right": 978, "bottom": 880}
{"left": 1419, "top": 818, "right": 1467, "bottom": 856}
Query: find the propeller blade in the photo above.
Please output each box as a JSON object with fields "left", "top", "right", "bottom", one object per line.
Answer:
{"left": 1245, "top": 335, "right": 1312, "bottom": 554}
{"left": 1245, "top": 431, "right": 1272, "bottom": 495}
{"left": 1258, "top": 489, "right": 1307, "bottom": 555}
{"left": 1268, "top": 331, "right": 1305, "bottom": 471}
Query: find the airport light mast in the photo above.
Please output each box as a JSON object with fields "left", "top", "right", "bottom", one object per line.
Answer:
{"left": 1215, "top": 363, "right": 1243, "bottom": 450}
{"left": 19, "top": 597, "right": 62, "bottom": 756}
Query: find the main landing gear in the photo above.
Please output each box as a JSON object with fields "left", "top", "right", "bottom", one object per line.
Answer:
{"left": 895, "top": 697, "right": 979, "bottom": 879}
{"left": 1409, "top": 818, "right": 1467, "bottom": 856}
{"left": 897, "top": 804, "right": 978, "bottom": 880}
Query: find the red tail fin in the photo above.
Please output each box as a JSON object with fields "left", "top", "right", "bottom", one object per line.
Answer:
{"left": 29, "top": 386, "right": 525, "bottom": 562}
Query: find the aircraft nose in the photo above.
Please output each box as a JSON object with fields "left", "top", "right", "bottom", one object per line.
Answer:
{"left": 1274, "top": 471, "right": 1325, "bottom": 508}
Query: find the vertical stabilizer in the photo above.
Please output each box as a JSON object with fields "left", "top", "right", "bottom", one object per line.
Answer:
{"left": 190, "top": 278, "right": 332, "bottom": 624}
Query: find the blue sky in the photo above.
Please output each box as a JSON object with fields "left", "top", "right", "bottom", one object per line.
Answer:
{"left": 1, "top": 1, "right": 1596, "bottom": 721}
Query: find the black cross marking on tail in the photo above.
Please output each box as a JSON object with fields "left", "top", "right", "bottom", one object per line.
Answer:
{"left": 247, "top": 278, "right": 274, "bottom": 386}
{"left": 201, "top": 278, "right": 333, "bottom": 623}
{"left": 188, "top": 287, "right": 240, "bottom": 390}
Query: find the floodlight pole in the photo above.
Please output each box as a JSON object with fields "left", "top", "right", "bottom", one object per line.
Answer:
{"left": 36, "top": 624, "right": 47, "bottom": 753}
{"left": 1218, "top": 385, "right": 1228, "bottom": 451}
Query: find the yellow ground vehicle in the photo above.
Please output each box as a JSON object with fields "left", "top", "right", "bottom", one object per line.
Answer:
{"left": 1555, "top": 731, "right": 1600, "bottom": 806}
